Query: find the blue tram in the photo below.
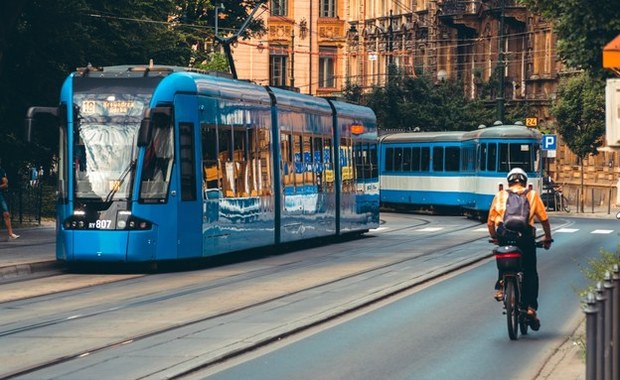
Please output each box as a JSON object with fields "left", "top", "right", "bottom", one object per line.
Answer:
{"left": 25, "top": 65, "right": 379, "bottom": 263}
{"left": 379, "top": 123, "right": 543, "bottom": 216}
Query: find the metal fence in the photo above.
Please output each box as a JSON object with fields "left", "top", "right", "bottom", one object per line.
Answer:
{"left": 2, "top": 184, "right": 44, "bottom": 226}
{"left": 584, "top": 265, "right": 620, "bottom": 380}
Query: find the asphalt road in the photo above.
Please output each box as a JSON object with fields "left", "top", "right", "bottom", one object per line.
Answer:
{"left": 196, "top": 216, "right": 616, "bottom": 380}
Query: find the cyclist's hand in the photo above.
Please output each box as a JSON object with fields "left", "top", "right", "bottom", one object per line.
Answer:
{"left": 542, "top": 238, "right": 553, "bottom": 250}
{"left": 489, "top": 238, "right": 499, "bottom": 245}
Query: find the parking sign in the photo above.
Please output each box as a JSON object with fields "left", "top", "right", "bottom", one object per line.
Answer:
{"left": 542, "top": 134, "right": 557, "bottom": 150}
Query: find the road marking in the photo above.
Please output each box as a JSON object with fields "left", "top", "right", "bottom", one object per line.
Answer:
{"left": 556, "top": 228, "right": 579, "bottom": 233}
{"left": 591, "top": 229, "right": 614, "bottom": 234}
{"left": 417, "top": 227, "right": 444, "bottom": 232}
{"left": 473, "top": 227, "right": 488, "bottom": 232}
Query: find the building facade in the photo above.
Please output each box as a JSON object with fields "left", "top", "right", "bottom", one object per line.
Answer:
{"left": 231, "top": 0, "right": 619, "bottom": 209}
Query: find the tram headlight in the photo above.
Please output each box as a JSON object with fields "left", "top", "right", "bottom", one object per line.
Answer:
{"left": 121, "top": 215, "right": 152, "bottom": 230}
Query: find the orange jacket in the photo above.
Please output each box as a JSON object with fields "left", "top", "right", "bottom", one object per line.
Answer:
{"left": 487, "top": 184, "right": 549, "bottom": 228}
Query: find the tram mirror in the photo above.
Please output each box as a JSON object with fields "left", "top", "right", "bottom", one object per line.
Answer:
{"left": 24, "top": 106, "right": 59, "bottom": 143}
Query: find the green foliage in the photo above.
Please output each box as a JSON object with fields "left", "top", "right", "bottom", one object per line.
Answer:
{"left": 363, "top": 72, "right": 495, "bottom": 132}
{"left": 0, "top": 0, "right": 265, "bottom": 175}
{"left": 519, "top": 0, "right": 620, "bottom": 78}
{"left": 194, "top": 52, "right": 230, "bottom": 72}
{"left": 551, "top": 72, "right": 605, "bottom": 159}
{"left": 342, "top": 80, "right": 363, "bottom": 104}
{"left": 578, "top": 247, "right": 620, "bottom": 297}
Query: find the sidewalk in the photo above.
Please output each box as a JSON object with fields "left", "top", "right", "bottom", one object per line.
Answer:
{"left": 0, "top": 221, "right": 59, "bottom": 280}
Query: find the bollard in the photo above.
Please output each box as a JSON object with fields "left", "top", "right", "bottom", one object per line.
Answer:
{"left": 596, "top": 282, "right": 607, "bottom": 380}
{"left": 613, "top": 265, "right": 620, "bottom": 379}
{"left": 585, "top": 292, "right": 599, "bottom": 380}
{"left": 603, "top": 272, "right": 614, "bottom": 380}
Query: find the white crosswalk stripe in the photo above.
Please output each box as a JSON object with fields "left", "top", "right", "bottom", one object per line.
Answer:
{"left": 591, "top": 229, "right": 614, "bottom": 234}
{"left": 417, "top": 227, "right": 444, "bottom": 232}
{"left": 556, "top": 228, "right": 579, "bottom": 233}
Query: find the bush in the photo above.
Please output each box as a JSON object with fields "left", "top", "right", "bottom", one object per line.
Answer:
{"left": 578, "top": 247, "right": 620, "bottom": 297}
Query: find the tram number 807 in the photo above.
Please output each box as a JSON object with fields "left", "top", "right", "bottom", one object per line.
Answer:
{"left": 90, "top": 220, "right": 112, "bottom": 229}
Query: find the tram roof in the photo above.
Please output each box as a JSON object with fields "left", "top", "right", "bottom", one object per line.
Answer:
{"left": 380, "top": 124, "right": 541, "bottom": 144}
{"left": 379, "top": 131, "right": 467, "bottom": 143}
{"left": 463, "top": 124, "right": 542, "bottom": 140}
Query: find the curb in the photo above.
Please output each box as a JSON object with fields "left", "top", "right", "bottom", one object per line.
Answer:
{"left": 0, "top": 260, "right": 62, "bottom": 281}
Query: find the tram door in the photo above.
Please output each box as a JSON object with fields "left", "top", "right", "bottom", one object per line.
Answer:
{"left": 175, "top": 100, "right": 202, "bottom": 257}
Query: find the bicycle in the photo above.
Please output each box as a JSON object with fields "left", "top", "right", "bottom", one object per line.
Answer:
{"left": 492, "top": 238, "right": 553, "bottom": 340}
{"left": 554, "top": 189, "right": 570, "bottom": 213}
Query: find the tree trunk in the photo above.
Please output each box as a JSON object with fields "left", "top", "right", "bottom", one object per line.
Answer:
{"left": 580, "top": 159, "right": 585, "bottom": 213}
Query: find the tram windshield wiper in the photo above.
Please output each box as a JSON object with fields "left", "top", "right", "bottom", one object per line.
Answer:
{"left": 105, "top": 159, "right": 136, "bottom": 203}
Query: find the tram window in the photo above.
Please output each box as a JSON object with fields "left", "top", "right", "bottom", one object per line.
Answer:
{"left": 219, "top": 124, "right": 235, "bottom": 197}
{"left": 139, "top": 119, "right": 174, "bottom": 203}
{"left": 324, "top": 138, "right": 334, "bottom": 192}
{"left": 233, "top": 127, "right": 249, "bottom": 196}
{"left": 445, "top": 147, "right": 460, "bottom": 172}
{"left": 421, "top": 147, "right": 430, "bottom": 171}
{"left": 487, "top": 143, "right": 497, "bottom": 171}
{"left": 433, "top": 146, "right": 444, "bottom": 172}
{"left": 394, "top": 147, "right": 403, "bottom": 172}
{"left": 179, "top": 123, "right": 196, "bottom": 201}
{"left": 385, "top": 147, "right": 394, "bottom": 171}
{"left": 201, "top": 124, "right": 219, "bottom": 190}
{"left": 499, "top": 143, "right": 533, "bottom": 172}
{"left": 294, "top": 134, "right": 303, "bottom": 189}
{"left": 402, "top": 147, "right": 412, "bottom": 172}
{"left": 303, "top": 134, "right": 314, "bottom": 186}
{"left": 281, "top": 133, "right": 294, "bottom": 191}
{"left": 462, "top": 145, "right": 475, "bottom": 172}
{"left": 479, "top": 143, "right": 487, "bottom": 171}
{"left": 411, "top": 147, "right": 421, "bottom": 172}
{"left": 370, "top": 144, "right": 378, "bottom": 179}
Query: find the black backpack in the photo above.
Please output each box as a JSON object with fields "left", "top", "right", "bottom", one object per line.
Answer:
{"left": 502, "top": 189, "right": 531, "bottom": 236}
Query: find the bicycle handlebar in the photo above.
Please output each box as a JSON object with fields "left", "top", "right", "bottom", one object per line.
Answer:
{"left": 488, "top": 238, "right": 554, "bottom": 249}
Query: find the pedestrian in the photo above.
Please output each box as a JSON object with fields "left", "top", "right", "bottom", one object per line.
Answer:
{"left": 0, "top": 157, "right": 19, "bottom": 240}
{"left": 29, "top": 165, "right": 38, "bottom": 188}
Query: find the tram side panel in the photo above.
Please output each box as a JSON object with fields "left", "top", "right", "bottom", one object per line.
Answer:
{"left": 330, "top": 100, "right": 379, "bottom": 234}
{"left": 271, "top": 88, "right": 337, "bottom": 243}
{"left": 197, "top": 95, "right": 276, "bottom": 256}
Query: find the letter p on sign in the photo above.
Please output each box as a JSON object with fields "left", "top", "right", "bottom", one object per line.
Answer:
{"left": 542, "top": 134, "right": 557, "bottom": 150}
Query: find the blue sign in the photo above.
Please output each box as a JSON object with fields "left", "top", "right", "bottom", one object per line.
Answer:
{"left": 542, "top": 134, "right": 557, "bottom": 150}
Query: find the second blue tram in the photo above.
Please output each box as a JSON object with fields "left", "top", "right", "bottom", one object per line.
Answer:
{"left": 26, "top": 65, "right": 379, "bottom": 263}
{"left": 379, "top": 123, "right": 543, "bottom": 216}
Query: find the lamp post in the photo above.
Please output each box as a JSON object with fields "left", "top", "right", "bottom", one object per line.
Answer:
{"left": 496, "top": 0, "right": 506, "bottom": 122}
{"left": 290, "top": 28, "right": 295, "bottom": 90}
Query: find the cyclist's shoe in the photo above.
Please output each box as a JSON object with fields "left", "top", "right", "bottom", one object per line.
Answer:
{"left": 527, "top": 307, "right": 541, "bottom": 331}
{"left": 494, "top": 289, "right": 504, "bottom": 302}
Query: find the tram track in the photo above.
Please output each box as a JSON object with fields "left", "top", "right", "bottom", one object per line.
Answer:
{"left": 1, "top": 215, "right": 493, "bottom": 379}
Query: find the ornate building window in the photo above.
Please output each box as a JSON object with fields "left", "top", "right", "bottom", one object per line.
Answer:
{"left": 271, "top": 0, "right": 287, "bottom": 16}
{"left": 269, "top": 46, "right": 288, "bottom": 87}
{"left": 320, "top": 0, "right": 337, "bottom": 18}
{"left": 319, "top": 47, "right": 337, "bottom": 88}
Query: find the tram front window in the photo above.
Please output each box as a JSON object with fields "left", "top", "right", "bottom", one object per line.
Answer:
{"left": 73, "top": 93, "right": 149, "bottom": 201}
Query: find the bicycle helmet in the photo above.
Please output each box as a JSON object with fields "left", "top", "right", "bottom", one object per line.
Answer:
{"left": 507, "top": 168, "right": 527, "bottom": 185}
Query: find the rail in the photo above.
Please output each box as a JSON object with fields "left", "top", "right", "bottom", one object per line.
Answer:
{"left": 583, "top": 265, "right": 620, "bottom": 380}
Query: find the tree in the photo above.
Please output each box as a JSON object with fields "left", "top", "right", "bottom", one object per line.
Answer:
{"left": 0, "top": 0, "right": 265, "bottom": 174}
{"left": 551, "top": 72, "right": 605, "bottom": 211}
{"left": 363, "top": 73, "right": 494, "bottom": 132}
{"left": 520, "top": 0, "right": 620, "bottom": 78}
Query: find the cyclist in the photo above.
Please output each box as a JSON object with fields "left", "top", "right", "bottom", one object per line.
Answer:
{"left": 487, "top": 168, "right": 552, "bottom": 330}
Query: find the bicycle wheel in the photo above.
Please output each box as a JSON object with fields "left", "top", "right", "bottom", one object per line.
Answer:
{"left": 504, "top": 279, "right": 519, "bottom": 340}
